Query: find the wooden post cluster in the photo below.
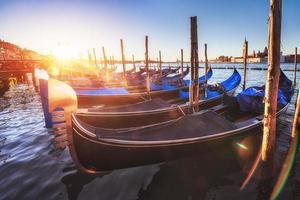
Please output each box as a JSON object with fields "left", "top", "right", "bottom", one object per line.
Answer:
{"left": 293, "top": 47, "right": 298, "bottom": 86}
{"left": 261, "top": 0, "right": 282, "bottom": 179}
{"left": 204, "top": 44, "right": 208, "bottom": 84}
{"left": 102, "top": 47, "right": 109, "bottom": 83}
{"left": 242, "top": 39, "right": 248, "bottom": 90}
{"left": 120, "top": 39, "right": 128, "bottom": 86}
{"left": 189, "top": 16, "right": 200, "bottom": 112}
{"left": 145, "top": 36, "right": 150, "bottom": 95}
{"left": 180, "top": 49, "right": 184, "bottom": 76}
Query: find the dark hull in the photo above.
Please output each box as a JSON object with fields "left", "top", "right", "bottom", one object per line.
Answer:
{"left": 70, "top": 101, "right": 289, "bottom": 173}
{"left": 72, "top": 120, "right": 261, "bottom": 172}
{"left": 76, "top": 89, "right": 235, "bottom": 128}
{"left": 77, "top": 86, "right": 184, "bottom": 107}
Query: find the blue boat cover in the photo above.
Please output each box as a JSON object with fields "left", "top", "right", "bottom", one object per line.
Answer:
{"left": 179, "top": 68, "right": 240, "bottom": 99}
{"left": 236, "top": 70, "right": 292, "bottom": 113}
{"left": 183, "top": 67, "right": 213, "bottom": 86}
{"left": 150, "top": 67, "right": 190, "bottom": 91}
{"left": 76, "top": 87, "right": 129, "bottom": 95}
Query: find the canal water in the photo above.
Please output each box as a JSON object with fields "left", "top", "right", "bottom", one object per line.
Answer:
{"left": 0, "top": 63, "right": 298, "bottom": 200}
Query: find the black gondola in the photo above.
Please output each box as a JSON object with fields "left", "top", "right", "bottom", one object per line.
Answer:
{"left": 47, "top": 69, "right": 293, "bottom": 173}
{"left": 74, "top": 67, "right": 209, "bottom": 107}
{"left": 76, "top": 68, "right": 241, "bottom": 128}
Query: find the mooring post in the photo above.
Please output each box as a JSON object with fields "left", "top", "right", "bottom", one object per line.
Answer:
{"left": 261, "top": 0, "right": 282, "bottom": 184}
{"left": 293, "top": 47, "right": 298, "bottom": 86}
{"left": 189, "top": 16, "right": 196, "bottom": 113}
{"left": 181, "top": 49, "right": 184, "bottom": 76}
{"left": 92, "top": 48, "right": 98, "bottom": 68}
{"left": 87, "top": 50, "right": 92, "bottom": 66}
{"left": 193, "top": 17, "right": 200, "bottom": 112}
{"left": 242, "top": 39, "right": 248, "bottom": 90}
{"left": 204, "top": 44, "right": 209, "bottom": 84}
{"left": 132, "top": 54, "right": 136, "bottom": 72}
{"left": 112, "top": 56, "right": 115, "bottom": 70}
{"left": 102, "top": 47, "right": 109, "bottom": 83}
{"left": 159, "top": 50, "right": 162, "bottom": 76}
{"left": 145, "top": 36, "right": 150, "bottom": 95}
{"left": 292, "top": 82, "right": 300, "bottom": 138}
{"left": 120, "top": 39, "right": 128, "bottom": 86}
{"left": 99, "top": 56, "right": 102, "bottom": 69}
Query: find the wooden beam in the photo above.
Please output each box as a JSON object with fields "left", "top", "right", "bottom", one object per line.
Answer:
{"left": 145, "top": 36, "right": 150, "bottom": 95}
{"left": 293, "top": 47, "right": 298, "bottom": 86}
{"left": 120, "top": 39, "right": 127, "bottom": 86}
{"left": 261, "top": 0, "right": 282, "bottom": 177}
{"left": 204, "top": 44, "right": 208, "bottom": 84}
{"left": 243, "top": 39, "right": 248, "bottom": 90}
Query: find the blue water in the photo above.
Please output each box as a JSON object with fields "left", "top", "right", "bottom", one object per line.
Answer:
{"left": 0, "top": 63, "right": 298, "bottom": 200}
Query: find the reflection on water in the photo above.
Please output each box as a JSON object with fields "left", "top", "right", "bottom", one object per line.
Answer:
{"left": 0, "top": 64, "right": 299, "bottom": 200}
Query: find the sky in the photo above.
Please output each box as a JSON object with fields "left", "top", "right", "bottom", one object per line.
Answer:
{"left": 0, "top": 0, "right": 299, "bottom": 61}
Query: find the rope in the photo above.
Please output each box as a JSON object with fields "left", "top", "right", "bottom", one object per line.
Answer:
{"left": 177, "top": 105, "right": 186, "bottom": 116}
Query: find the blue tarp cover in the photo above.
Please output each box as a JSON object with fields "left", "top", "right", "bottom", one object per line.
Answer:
{"left": 179, "top": 69, "right": 240, "bottom": 99}
{"left": 236, "top": 70, "right": 292, "bottom": 113}
{"left": 236, "top": 86, "right": 288, "bottom": 113}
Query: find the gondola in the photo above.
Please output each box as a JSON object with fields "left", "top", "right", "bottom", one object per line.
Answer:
{"left": 76, "top": 68, "right": 241, "bottom": 128}
{"left": 73, "top": 67, "right": 212, "bottom": 107}
{"left": 46, "top": 70, "right": 293, "bottom": 173}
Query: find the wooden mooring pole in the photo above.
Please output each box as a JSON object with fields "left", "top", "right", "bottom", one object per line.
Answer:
{"left": 112, "top": 56, "right": 116, "bottom": 70}
{"left": 193, "top": 17, "right": 200, "bottom": 112}
{"left": 189, "top": 16, "right": 197, "bottom": 113}
{"left": 132, "top": 54, "right": 136, "bottom": 72}
{"left": 293, "top": 47, "right": 298, "bottom": 86}
{"left": 92, "top": 48, "right": 98, "bottom": 68}
{"left": 159, "top": 50, "right": 162, "bottom": 76}
{"left": 242, "top": 39, "right": 248, "bottom": 90}
{"left": 87, "top": 50, "right": 92, "bottom": 66}
{"left": 120, "top": 39, "right": 128, "bottom": 86}
{"left": 145, "top": 36, "right": 150, "bottom": 95}
{"left": 102, "top": 47, "right": 109, "bottom": 83}
{"left": 204, "top": 44, "right": 208, "bottom": 84}
{"left": 181, "top": 49, "right": 184, "bottom": 76}
{"left": 261, "top": 0, "right": 282, "bottom": 180}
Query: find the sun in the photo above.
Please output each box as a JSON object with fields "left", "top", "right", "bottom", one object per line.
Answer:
{"left": 52, "top": 43, "right": 79, "bottom": 60}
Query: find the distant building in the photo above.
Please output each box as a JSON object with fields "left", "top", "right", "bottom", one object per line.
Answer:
{"left": 0, "top": 39, "right": 43, "bottom": 60}
{"left": 284, "top": 54, "right": 300, "bottom": 63}
{"left": 231, "top": 46, "right": 284, "bottom": 63}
